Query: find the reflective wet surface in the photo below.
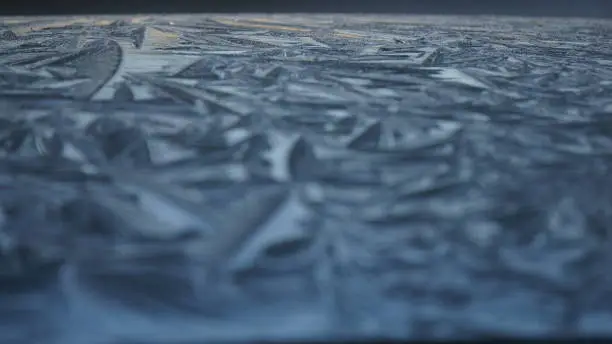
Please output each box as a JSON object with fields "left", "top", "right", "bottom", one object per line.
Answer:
{"left": 1, "top": 14, "right": 612, "bottom": 343}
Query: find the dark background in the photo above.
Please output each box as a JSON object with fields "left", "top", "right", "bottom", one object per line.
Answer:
{"left": 1, "top": 0, "right": 612, "bottom": 18}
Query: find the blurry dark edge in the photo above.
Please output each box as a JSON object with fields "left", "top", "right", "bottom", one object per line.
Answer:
{"left": 253, "top": 340, "right": 612, "bottom": 344}
{"left": 1, "top": 0, "right": 612, "bottom": 18}
{"left": 115, "top": 338, "right": 612, "bottom": 344}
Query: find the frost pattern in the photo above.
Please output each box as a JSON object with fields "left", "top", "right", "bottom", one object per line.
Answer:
{"left": 1, "top": 15, "right": 612, "bottom": 343}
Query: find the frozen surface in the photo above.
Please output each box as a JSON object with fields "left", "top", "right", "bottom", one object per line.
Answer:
{"left": 1, "top": 14, "right": 612, "bottom": 343}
